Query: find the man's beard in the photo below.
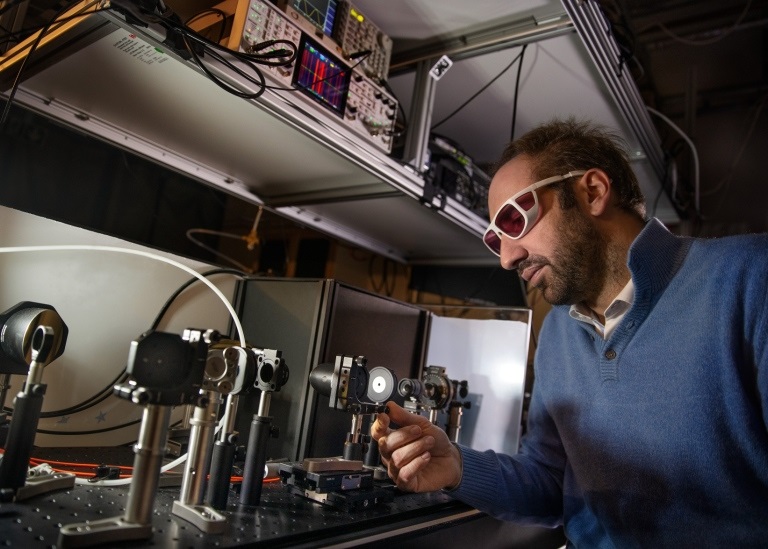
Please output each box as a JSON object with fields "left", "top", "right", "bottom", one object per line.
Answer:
{"left": 525, "top": 207, "right": 607, "bottom": 306}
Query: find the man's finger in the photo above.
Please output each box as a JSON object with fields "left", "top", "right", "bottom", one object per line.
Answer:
{"left": 371, "top": 409, "right": 392, "bottom": 440}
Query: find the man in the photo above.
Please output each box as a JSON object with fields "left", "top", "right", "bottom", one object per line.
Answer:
{"left": 372, "top": 118, "right": 768, "bottom": 547}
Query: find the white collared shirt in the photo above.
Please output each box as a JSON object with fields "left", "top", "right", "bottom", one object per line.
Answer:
{"left": 568, "top": 279, "right": 635, "bottom": 339}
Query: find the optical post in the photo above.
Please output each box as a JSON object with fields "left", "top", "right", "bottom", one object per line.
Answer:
{"left": 59, "top": 328, "right": 216, "bottom": 547}
{"left": 398, "top": 366, "right": 469, "bottom": 442}
{"left": 239, "top": 348, "right": 288, "bottom": 507}
{"left": 205, "top": 343, "right": 258, "bottom": 510}
{"left": 171, "top": 341, "right": 260, "bottom": 532}
{"left": 278, "top": 355, "right": 396, "bottom": 510}
{"left": 0, "top": 302, "right": 72, "bottom": 502}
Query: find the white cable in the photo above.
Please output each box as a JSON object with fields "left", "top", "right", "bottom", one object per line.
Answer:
{"left": 646, "top": 106, "right": 700, "bottom": 215}
{"left": 72, "top": 419, "right": 226, "bottom": 486}
{"left": 185, "top": 229, "right": 253, "bottom": 272}
{"left": 647, "top": 0, "right": 754, "bottom": 47}
{"left": 73, "top": 451, "right": 189, "bottom": 486}
{"left": 0, "top": 244, "right": 246, "bottom": 346}
{"left": 0, "top": 244, "right": 245, "bottom": 487}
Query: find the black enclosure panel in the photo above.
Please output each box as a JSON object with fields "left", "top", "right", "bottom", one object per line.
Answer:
{"left": 235, "top": 278, "right": 427, "bottom": 462}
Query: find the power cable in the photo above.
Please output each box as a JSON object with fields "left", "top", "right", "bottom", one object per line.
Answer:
{"left": 640, "top": 0, "right": 754, "bottom": 47}
{"left": 431, "top": 47, "right": 525, "bottom": 131}
{"left": 0, "top": 1, "right": 106, "bottom": 128}
{"left": 646, "top": 106, "right": 700, "bottom": 217}
{"left": 35, "top": 268, "right": 252, "bottom": 421}
{"left": 510, "top": 43, "right": 528, "bottom": 141}
{"left": 150, "top": 268, "right": 254, "bottom": 331}
{"left": 37, "top": 419, "right": 142, "bottom": 436}
{"left": 183, "top": 8, "right": 228, "bottom": 44}
{"left": 0, "top": 246, "right": 248, "bottom": 431}
{"left": 703, "top": 92, "right": 767, "bottom": 201}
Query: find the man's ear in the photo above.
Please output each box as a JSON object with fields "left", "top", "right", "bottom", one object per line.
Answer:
{"left": 577, "top": 169, "right": 612, "bottom": 216}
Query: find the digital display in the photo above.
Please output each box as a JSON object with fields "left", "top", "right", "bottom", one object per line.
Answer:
{"left": 293, "top": 35, "right": 350, "bottom": 116}
{"left": 291, "top": 0, "right": 337, "bottom": 36}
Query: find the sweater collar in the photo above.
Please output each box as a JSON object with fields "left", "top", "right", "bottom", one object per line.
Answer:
{"left": 627, "top": 218, "right": 692, "bottom": 300}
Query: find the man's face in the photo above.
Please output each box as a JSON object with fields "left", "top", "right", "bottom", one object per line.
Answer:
{"left": 488, "top": 157, "right": 606, "bottom": 306}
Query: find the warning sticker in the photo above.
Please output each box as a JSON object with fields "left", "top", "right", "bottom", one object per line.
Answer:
{"left": 112, "top": 32, "right": 169, "bottom": 65}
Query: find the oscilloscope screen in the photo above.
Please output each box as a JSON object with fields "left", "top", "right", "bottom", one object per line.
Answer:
{"left": 290, "top": 0, "right": 338, "bottom": 37}
{"left": 293, "top": 35, "right": 350, "bottom": 117}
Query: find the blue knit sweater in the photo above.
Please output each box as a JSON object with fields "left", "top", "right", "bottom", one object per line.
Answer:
{"left": 451, "top": 219, "right": 768, "bottom": 547}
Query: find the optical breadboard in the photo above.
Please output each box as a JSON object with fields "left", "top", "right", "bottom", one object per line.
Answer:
{"left": 229, "top": 0, "right": 397, "bottom": 153}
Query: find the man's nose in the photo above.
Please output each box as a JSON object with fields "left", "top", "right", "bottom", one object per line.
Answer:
{"left": 499, "top": 238, "right": 527, "bottom": 271}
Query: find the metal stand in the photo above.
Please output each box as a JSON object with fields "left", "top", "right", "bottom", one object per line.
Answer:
{"left": 0, "top": 320, "right": 74, "bottom": 502}
{"left": 0, "top": 373, "right": 11, "bottom": 423}
{"left": 341, "top": 406, "right": 386, "bottom": 464}
{"left": 363, "top": 412, "right": 382, "bottom": 468}
{"left": 239, "top": 349, "right": 288, "bottom": 507}
{"left": 400, "top": 367, "right": 470, "bottom": 443}
{"left": 59, "top": 328, "right": 215, "bottom": 548}
{"left": 207, "top": 394, "right": 239, "bottom": 510}
{"left": 447, "top": 400, "right": 470, "bottom": 443}
{"left": 172, "top": 392, "right": 227, "bottom": 533}
{"left": 307, "top": 355, "right": 394, "bottom": 474}
{"left": 171, "top": 340, "right": 263, "bottom": 531}
{"left": 342, "top": 406, "right": 366, "bottom": 461}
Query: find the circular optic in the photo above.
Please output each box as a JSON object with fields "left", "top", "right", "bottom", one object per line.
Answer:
{"left": 366, "top": 367, "right": 395, "bottom": 403}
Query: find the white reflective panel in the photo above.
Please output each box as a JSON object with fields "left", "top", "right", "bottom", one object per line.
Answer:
{"left": 425, "top": 310, "right": 530, "bottom": 455}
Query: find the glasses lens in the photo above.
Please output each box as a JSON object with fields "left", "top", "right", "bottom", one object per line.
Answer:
{"left": 516, "top": 191, "right": 536, "bottom": 211}
{"left": 496, "top": 203, "right": 526, "bottom": 238}
{"left": 483, "top": 230, "right": 501, "bottom": 255}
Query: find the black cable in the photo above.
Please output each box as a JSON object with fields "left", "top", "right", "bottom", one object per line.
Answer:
{"left": 173, "top": 16, "right": 297, "bottom": 65}
{"left": 0, "top": 2, "right": 107, "bottom": 127}
{"left": 37, "top": 419, "right": 142, "bottom": 436}
{"left": 650, "top": 160, "right": 667, "bottom": 218}
{"left": 0, "top": 0, "right": 23, "bottom": 18}
{"left": 185, "top": 8, "right": 227, "bottom": 27}
{"left": 0, "top": 8, "right": 111, "bottom": 47}
{"left": 592, "top": 0, "right": 638, "bottom": 79}
{"left": 172, "top": 17, "right": 295, "bottom": 100}
{"left": 184, "top": 8, "right": 227, "bottom": 44}
{"left": 181, "top": 33, "right": 268, "bottom": 100}
{"left": 23, "top": 269, "right": 251, "bottom": 420}
{"left": 36, "top": 370, "right": 128, "bottom": 418}
{"left": 510, "top": 43, "right": 528, "bottom": 141}
{"left": 71, "top": 270, "right": 250, "bottom": 419}
{"left": 107, "top": 2, "right": 296, "bottom": 100}
{"left": 431, "top": 47, "right": 525, "bottom": 131}
{"left": 3, "top": 367, "right": 128, "bottom": 419}
{"left": 0, "top": 19, "right": 24, "bottom": 51}
{"left": 150, "top": 267, "right": 252, "bottom": 330}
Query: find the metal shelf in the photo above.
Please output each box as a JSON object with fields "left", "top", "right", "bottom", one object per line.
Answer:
{"left": 1, "top": 4, "right": 491, "bottom": 264}
{"left": 0, "top": 1, "right": 676, "bottom": 264}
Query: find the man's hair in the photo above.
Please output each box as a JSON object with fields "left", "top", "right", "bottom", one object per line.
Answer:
{"left": 495, "top": 118, "right": 647, "bottom": 219}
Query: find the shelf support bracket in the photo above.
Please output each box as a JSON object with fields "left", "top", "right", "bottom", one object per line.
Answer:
{"left": 403, "top": 59, "right": 438, "bottom": 175}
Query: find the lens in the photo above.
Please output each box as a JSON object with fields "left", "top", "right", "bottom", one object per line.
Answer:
{"left": 483, "top": 230, "right": 501, "bottom": 254}
{"left": 496, "top": 203, "right": 526, "bottom": 237}
{"left": 516, "top": 191, "right": 536, "bottom": 211}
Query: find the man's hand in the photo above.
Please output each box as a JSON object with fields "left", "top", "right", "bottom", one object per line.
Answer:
{"left": 371, "top": 401, "right": 462, "bottom": 493}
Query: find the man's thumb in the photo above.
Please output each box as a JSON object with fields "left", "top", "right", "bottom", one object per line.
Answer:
{"left": 385, "top": 400, "right": 428, "bottom": 428}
